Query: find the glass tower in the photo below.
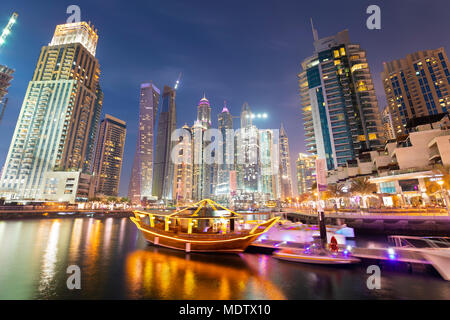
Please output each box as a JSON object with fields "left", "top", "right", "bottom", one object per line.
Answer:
{"left": 299, "top": 28, "right": 383, "bottom": 170}
{"left": 93, "top": 114, "right": 127, "bottom": 197}
{"left": 128, "top": 82, "right": 160, "bottom": 204}
{"left": 152, "top": 85, "right": 176, "bottom": 201}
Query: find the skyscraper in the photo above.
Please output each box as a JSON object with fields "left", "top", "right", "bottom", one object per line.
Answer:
{"left": 296, "top": 153, "right": 316, "bottom": 195}
{"left": 299, "top": 27, "right": 384, "bottom": 170}
{"left": 381, "top": 106, "right": 396, "bottom": 141}
{"left": 191, "top": 119, "right": 205, "bottom": 201}
{"left": 153, "top": 85, "right": 176, "bottom": 201}
{"left": 0, "top": 22, "right": 101, "bottom": 200}
{"left": 93, "top": 114, "right": 126, "bottom": 197}
{"left": 236, "top": 103, "right": 259, "bottom": 193}
{"left": 381, "top": 48, "right": 450, "bottom": 137}
{"left": 173, "top": 124, "right": 193, "bottom": 204}
{"left": 259, "top": 129, "right": 279, "bottom": 200}
{"left": 216, "top": 102, "right": 233, "bottom": 197}
{"left": 279, "top": 124, "right": 293, "bottom": 200}
{"left": 197, "top": 94, "right": 212, "bottom": 128}
{"left": 128, "top": 82, "right": 160, "bottom": 204}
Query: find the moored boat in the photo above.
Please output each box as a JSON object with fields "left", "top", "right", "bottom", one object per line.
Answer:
{"left": 130, "top": 199, "right": 280, "bottom": 253}
{"left": 273, "top": 247, "right": 360, "bottom": 265}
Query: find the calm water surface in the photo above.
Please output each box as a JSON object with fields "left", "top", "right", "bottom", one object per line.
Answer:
{"left": 0, "top": 217, "right": 448, "bottom": 299}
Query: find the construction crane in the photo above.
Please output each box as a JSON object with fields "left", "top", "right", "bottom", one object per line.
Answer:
{"left": 174, "top": 72, "right": 182, "bottom": 90}
{"left": 0, "top": 12, "right": 18, "bottom": 49}
{"left": 0, "top": 98, "right": 8, "bottom": 124}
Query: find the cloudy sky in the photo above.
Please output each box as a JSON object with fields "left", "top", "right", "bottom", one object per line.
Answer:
{"left": 0, "top": 0, "right": 449, "bottom": 196}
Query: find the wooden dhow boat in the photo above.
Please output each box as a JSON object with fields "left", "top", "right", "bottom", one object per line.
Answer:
{"left": 130, "top": 199, "right": 280, "bottom": 253}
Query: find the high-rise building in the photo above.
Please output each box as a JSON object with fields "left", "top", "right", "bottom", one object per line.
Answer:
{"left": 128, "top": 82, "right": 160, "bottom": 204}
{"left": 381, "top": 48, "right": 450, "bottom": 137}
{"left": 173, "top": 124, "right": 192, "bottom": 204}
{"left": 296, "top": 153, "right": 316, "bottom": 195}
{"left": 197, "top": 94, "right": 212, "bottom": 128}
{"left": 0, "top": 22, "right": 101, "bottom": 200}
{"left": 153, "top": 85, "right": 176, "bottom": 201}
{"left": 216, "top": 102, "right": 233, "bottom": 197}
{"left": 93, "top": 114, "right": 126, "bottom": 197}
{"left": 0, "top": 65, "right": 14, "bottom": 103}
{"left": 381, "top": 106, "right": 396, "bottom": 141}
{"left": 299, "top": 27, "right": 384, "bottom": 170}
{"left": 279, "top": 124, "right": 293, "bottom": 200}
{"left": 191, "top": 119, "right": 205, "bottom": 201}
{"left": 259, "top": 129, "right": 279, "bottom": 200}
{"left": 236, "top": 102, "right": 259, "bottom": 193}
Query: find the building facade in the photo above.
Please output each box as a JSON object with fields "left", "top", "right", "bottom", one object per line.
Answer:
{"left": 279, "top": 124, "right": 293, "bottom": 200}
{"left": 381, "top": 48, "right": 450, "bottom": 137}
{"left": 215, "top": 102, "right": 233, "bottom": 197}
{"left": 296, "top": 153, "right": 316, "bottom": 195}
{"left": 93, "top": 114, "right": 126, "bottom": 197}
{"left": 152, "top": 85, "right": 176, "bottom": 202}
{"left": 128, "top": 82, "right": 160, "bottom": 204}
{"left": 299, "top": 29, "right": 384, "bottom": 170}
{"left": 0, "top": 22, "right": 102, "bottom": 200}
{"left": 172, "top": 124, "right": 193, "bottom": 204}
{"left": 382, "top": 106, "right": 396, "bottom": 141}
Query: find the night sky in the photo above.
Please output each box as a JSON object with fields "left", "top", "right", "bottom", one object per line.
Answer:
{"left": 0, "top": 0, "right": 449, "bottom": 196}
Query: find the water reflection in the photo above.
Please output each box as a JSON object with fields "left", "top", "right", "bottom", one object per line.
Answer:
{"left": 0, "top": 217, "right": 448, "bottom": 300}
{"left": 125, "top": 248, "right": 285, "bottom": 299}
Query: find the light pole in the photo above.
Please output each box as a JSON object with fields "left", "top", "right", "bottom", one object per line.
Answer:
{"left": 437, "top": 180, "right": 449, "bottom": 215}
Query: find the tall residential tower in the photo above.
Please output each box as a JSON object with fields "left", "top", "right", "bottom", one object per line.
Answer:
{"left": 128, "top": 82, "right": 160, "bottom": 204}
{"left": 299, "top": 28, "right": 383, "bottom": 170}
{"left": 0, "top": 22, "right": 102, "bottom": 200}
{"left": 152, "top": 85, "right": 176, "bottom": 201}
{"left": 93, "top": 114, "right": 126, "bottom": 197}
{"left": 381, "top": 48, "right": 450, "bottom": 137}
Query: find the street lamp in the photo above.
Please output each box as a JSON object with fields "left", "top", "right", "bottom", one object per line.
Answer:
{"left": 437, "top": 180, "right": 449, "bottom": 215}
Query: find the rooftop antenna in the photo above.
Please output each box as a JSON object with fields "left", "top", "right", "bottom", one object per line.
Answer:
{"left": 0, "top": 12, "right": 18, "bottom": 49}
{"left": 310, "top": 18, "right": 318, "bottom": 41}
{"left": 174, "top": 72, "right": 182, "bottom": 90}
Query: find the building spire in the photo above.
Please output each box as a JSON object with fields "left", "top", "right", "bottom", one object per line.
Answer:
{"left": 280, "top": 122, "right": 286, "bottom": 136}
{"left": 310, "top": 18, "right": 318, "bottom": 41}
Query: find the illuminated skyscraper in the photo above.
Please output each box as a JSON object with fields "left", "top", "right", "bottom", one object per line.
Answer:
{"left": 279, "top": 124, "right": 293, "bottom": 200}
{"left": 128, "top": 82, "right": 160, "bottom": 204}
{"left": 259, "top": 129, "right": 279, "bottom": 200}
{"left": 296, "top": 153, "right": 316, "bottom": 195}
{"left": 216, "top": 102, "right": 233, "bottom": 197}
{"left": 173, "top": 124, "right": 192, "bottom": 204}
{"left": 299, "top": 28, "right": 383, "bottom": 170}
{"left": 93, "top": 114, "right": 126, "bottom": 197}
{"left": 153, "top": 85, "right": 176, "bottom": 201}
{"left": 381, "top": 48, "right": 450, "bottom": 137}
{"left": 0, "top": 22, "right": 102, "bottom": 200}
{"left": 191, "top": 119, "right": 205, "bottom": 201}
{"left": 236, "top": 103, "right": 259, "bottom": 193}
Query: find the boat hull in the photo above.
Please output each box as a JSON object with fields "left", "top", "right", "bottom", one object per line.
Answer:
{"left": 131, "top": 217, "right": 278, "bottom": 253}
{"left": 274, "top": 251, "right": 360, "bottom": 265}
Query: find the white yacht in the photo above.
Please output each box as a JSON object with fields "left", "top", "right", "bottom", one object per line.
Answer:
{"left": 388, "top": 236, "right": 450, "bottom": 281}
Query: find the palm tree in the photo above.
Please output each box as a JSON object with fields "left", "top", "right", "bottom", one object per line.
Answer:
{"left": 350, "top": 177, "right": 377, "bottom": 208}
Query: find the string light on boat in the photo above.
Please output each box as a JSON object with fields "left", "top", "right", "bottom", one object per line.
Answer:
{"left": 387, "top": 247, "right": 396, "bottom": 260}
